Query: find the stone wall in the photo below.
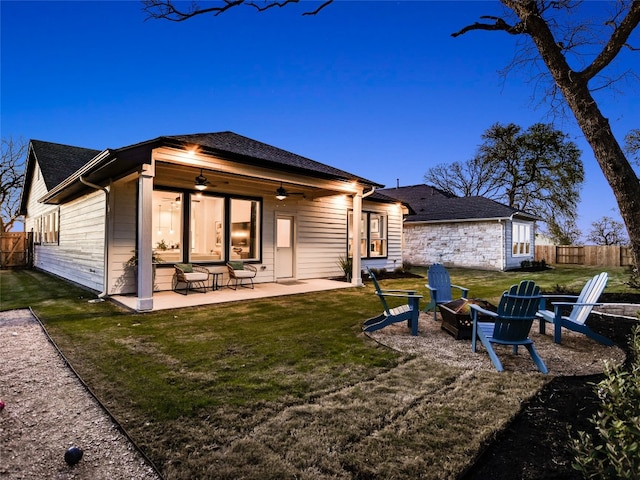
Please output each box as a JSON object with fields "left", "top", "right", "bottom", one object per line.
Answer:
{"left": 403, "top": 221, "right": 505, "bottom": 270}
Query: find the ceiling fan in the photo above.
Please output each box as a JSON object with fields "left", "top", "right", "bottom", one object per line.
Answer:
{"left": 275, "top": 182, "right": 305, "bottom": 200}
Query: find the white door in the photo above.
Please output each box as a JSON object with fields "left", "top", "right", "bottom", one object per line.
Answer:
{"left": 276, "top": 216, "right": 294, "bottom": 279}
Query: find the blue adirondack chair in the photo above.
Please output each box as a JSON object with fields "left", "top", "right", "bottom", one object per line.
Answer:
{"left": 363, "top": 267, "right": 422, "bottom": 336}
{"left": 424, "top": 263, "right": 469, "bottom": 320}
{"left": 471, "top": 280, "right": 548, "bottom": 374}
{"left": 537, "top": 272, "right": 613, "bottom": 346}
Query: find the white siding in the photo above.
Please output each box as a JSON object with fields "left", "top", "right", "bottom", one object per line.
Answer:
{"left": 108, "top": 179, "right": 138, "bottom": 294}
{"left": 24, "top": 161, "right": 105, "bottom": 290}
{"left": 33, "top": 191, "right": 106, "bottom": 291}
{"left": 23, "top": 162, "right": 49, "bottom": 231}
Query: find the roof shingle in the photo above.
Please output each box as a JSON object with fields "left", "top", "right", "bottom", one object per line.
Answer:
{"left": 378, "top": 184, "right": 539, "bottom": 222}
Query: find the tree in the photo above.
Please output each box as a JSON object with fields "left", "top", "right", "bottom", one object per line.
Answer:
{"left": 0, "top": 137, "right": 27, "bottom": 233}
{"left": 143, "top": 1, "right": 640, "bottom": 268}
{"left": 425, "top": 122, "right": 584, "bottom": 231}
{"left": 452, "top": 1, "right": 640, "bottom": 273}
{"left": 625, "top": 129, "right": 640, "bottom": 165}
{"left": 545, "top": 217, "right": 582, "bottom": 246}
{"left": 587, "top": 216, "right": 629, "bottom": 246}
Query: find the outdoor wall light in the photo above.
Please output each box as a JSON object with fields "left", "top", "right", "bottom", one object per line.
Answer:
{"left": 194, "top": 169, "right": 208, "bottom": 191}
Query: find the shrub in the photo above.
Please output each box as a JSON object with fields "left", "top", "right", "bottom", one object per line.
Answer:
{"left": 626, "top": 264, "right": 640, "bottom": 290}
{"left": 337, "top": 256, "right": 353, "bottom": 281}
{"left": 572, "top": 325, "right": 640, "bottom": 479}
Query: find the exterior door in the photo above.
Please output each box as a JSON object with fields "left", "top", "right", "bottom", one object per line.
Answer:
{"left": 276, "top": 216, "right": 294, "bottom": 279}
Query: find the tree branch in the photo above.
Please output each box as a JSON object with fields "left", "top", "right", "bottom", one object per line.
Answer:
{"left": 142, "top": 0, "right": 246, "bottom": 21}
{"left": 142, "top": 0, "right": 332, "bottom": 20}
{"left": 451, "top": 15, "right": 525, "bottom": 37}
{"left": 581, "top": 1, "right": 640, "bottom": 80}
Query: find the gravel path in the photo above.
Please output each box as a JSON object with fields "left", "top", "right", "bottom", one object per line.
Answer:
{"left": 0, "top": 309, "right": 162, "bottom": 480}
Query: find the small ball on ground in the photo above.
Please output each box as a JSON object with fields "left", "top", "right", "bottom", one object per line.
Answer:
{"left": 0, "top": 400, "right": 5, "bottom": 411}
{"left": 64, "top": 446, "right": 83, "bottom": 465}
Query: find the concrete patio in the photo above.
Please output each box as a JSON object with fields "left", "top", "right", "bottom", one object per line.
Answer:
{"left": 111, "top": 278, "right": 356, "bottom": 312}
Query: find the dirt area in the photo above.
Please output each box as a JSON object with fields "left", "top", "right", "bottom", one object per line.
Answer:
{"left": 0, "top": 309, "right": 162, "bottom": 480}
{"left": 1, "top": 292, "right": 638, "bottom": 480}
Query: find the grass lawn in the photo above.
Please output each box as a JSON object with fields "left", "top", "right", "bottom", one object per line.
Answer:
{"left": 1, "top": 265, "right": 635, "bottom": 479}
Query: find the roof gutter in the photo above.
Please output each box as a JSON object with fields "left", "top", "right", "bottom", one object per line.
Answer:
{"left": 362, "top": 186, "right": 376, "bottom": 198}
{"left": 79, "top": 176, "right": 110, "bottom": 300}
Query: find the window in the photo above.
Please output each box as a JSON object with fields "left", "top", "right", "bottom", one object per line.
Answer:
{"left": 152, "top": 191, "right": 183, "bottom": 263}
{"left": 512, "top": 222, "right": 531, "bottom": 256}
{"left": 41, "top": 209, "right": 59, "bottom": 244}
{"left": 230, "top": 198, "right": 261, "bottom": 261}
{"left": 368, "top": 214, "right": 387, "bottom": 257}
{"left": 190, "top": 195, "right": 225, "bottom": 262}
{"left": 348, "top": 211, "right": 387, "bottom": 258}
{"left": 151, "top": 190, "right": 262, "bottom": 264}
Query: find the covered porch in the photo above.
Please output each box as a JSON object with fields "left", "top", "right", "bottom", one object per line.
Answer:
{"left": 111, "top": 278, "right": 355, "bottom": 312}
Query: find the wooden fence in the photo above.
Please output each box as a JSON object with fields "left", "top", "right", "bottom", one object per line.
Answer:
{"left": 535, "top": 245, "right": 633, "bottom": 267}
{"left": 0, "top": 232, "right": 31, "bottom": 269}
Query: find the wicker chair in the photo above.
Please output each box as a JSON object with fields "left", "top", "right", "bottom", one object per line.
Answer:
{"left": 174, "top": 263, "right": 209, "bottom": 295}
{"left": 226, "top": 262, "right": 257, "bottom": 289}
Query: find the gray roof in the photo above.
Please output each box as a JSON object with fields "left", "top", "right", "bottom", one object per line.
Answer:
{"left": 22, "top": 132, "right": 385, "bottom": 207}
{"left": 30, "top": 140, "right": 101, "bottom": 190}
{"left": 145, "top": 131, "right": 382, "bottom": 186}
{"left": 378, "top": 184, "right": 539, "bottom": 222}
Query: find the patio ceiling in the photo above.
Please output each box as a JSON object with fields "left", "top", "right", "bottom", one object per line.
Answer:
{"left": 153, "top": 161, "right": 353, "bottom": 201}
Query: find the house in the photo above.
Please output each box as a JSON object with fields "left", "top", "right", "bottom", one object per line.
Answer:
{"left": 19, "top": 132, "right": 407, "bottom": 311}
{"left": 378, "top": 184, "right": 539, "bottom": 271}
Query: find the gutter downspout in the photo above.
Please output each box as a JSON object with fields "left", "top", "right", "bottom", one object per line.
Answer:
{"left": 80, "top": 176, "right": 110, "bottom": 299}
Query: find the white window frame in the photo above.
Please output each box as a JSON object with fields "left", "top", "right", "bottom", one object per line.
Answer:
{"left": 41, "top": 209, "right": 59, "bottom": 245}
{"left": 512, "top": 222, "right": 531, "bottom": 256}
{"left": 348, "top": 211, "right": 388, "bottom": 259}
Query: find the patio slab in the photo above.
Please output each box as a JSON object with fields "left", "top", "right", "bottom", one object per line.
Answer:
{"left": 111, "top": 278, "right": 355, "bottom": 312}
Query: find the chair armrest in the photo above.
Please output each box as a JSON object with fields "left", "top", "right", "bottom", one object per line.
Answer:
{"left": 380, "top": 288, "right": 418, "bottom": 295}
{"left": 174, "top": 268, "right": 186, "bottom": 281}
{"left": 378, "top": 292, "right": 423, "bottom": 299}
{"left": 542, "top": 294, "right": 579, "bottom": 301}
{"left": 451, "top": 285, "right": 469, "bottom": 293}
{"left": 551, "top": 301, "right": 602, "bottom": 307}
{"left": 244, "top": 264, "right": 258, "bottom": 273}
{"left": 551, "top": 301, "right": 602, "bottom": 316}
{"left": 193, "top": 265, "right": 210, "bottom": 274}
{"left": 425, "top": 284, "right": 436, "bottom": 292}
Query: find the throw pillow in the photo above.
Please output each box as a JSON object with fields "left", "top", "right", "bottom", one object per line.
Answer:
{"left": 176, "top": 263, "right": 193, "bottom": 273}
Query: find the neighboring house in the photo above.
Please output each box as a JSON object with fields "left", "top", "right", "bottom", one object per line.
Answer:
{"left": 19, "top": 132, "right": 407, "bottom": 311}
{"left": 379, "top": 184, "right": 539, "bottom": 271}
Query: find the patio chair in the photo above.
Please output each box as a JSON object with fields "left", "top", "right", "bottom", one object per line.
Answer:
{"left": 363, "top": 267, "right": 422, "bottom": 336}
{"left": 226, "top": 261, "right": 257, "bottom": 290}
{"left": 537, "top": 272, "right": 613, "bottom": 346}
{"left": 424, "top": 263, "right": 469, "bottom": 320}
{"left": 173, "top": 263, "right": 210, "bottom": 295}
{"left": 471, "top": 280, "right": 548, "bottom": 374}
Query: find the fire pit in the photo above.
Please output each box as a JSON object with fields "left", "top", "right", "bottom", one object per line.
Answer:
{"left": 439, "top": 298, "right": 497, "bottom": 340}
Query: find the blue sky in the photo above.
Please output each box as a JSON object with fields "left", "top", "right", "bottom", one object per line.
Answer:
{"left": 2, "top": 1, "right": 638, "bottom": 238}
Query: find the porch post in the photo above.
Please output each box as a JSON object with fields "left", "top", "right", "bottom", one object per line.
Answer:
{"left": 137, "top": 164, "right": 154, "bottom": 311}
{"left": 352, "top": 191, "right": 363, "bottom": 286}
